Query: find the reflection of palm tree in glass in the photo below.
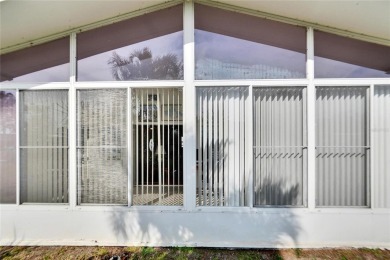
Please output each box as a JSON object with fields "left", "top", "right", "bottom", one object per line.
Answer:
{"left": 108, "top": 47, "right": 183, "bottom": 80}
{"left": 0, "top": 91, "right": 16, "bottom": 134}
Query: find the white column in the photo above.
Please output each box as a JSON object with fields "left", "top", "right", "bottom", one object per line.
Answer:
{"left": 183, "top": 0, "right": 196, "bottom": 210}
{"left": 307, "top": 27, "right": 316, "bottom": 210}
{"left": 68, "top": 32, "right": 77, "bottom": 208}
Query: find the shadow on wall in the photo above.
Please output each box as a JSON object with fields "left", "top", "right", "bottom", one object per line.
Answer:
{"left": 107, "top": 52, "right": 300, "bottom": 247}
{"left": 108, "top": 177, "right": 301, "bottom": 247}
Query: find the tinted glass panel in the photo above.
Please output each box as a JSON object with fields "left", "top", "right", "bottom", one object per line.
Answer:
{"left": 132, "top": 88, "right": 183, "bottom": 206}
{"left": 314, "top": 31, "right": 390, "bottom": 78}
{"left": 195, "top": 4, "right": 306, "bottom": 80}
{"left": 253, "top": 87, "right": 307, "bottom": 207}
{"left": 0, "top": 91, "right": 16, "bottom": 203}
{"left": 77, "top": 5, "right": 183, "bottom": 81}
{"left": 0, "top": 37, "right": 70, "bottom": 82}
{"left": 373, "top": 85, "right": 390, "bottom": 208}
{"left": 196, "top": 87, "right": 249, "bottom": 206}
{"left": 316, "top": 87, "right": 368, "bottom": 206}
{"left": 20, "top": 90, "right": 69, "bottom": 203}
{"left": 77, "top": 89, "right": 128, "bottom": 204}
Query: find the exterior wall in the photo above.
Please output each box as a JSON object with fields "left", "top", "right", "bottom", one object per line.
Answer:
{"left": 1, "top": 206, "right": 389, "bottom": 248}
{"left": 1, "top": 1, "right": 390, "bottom": 248}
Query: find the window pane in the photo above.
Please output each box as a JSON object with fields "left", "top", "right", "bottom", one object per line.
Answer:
{"left": 196, "top": 87, "right": 249, "bottom": 206}
{"left": 0, "top": 91, "right": 16, "bottom": 203}
{"left": 314, "top": 31, "right": 390, "bottom": 78}
{"left": 132, "top": 88, "right": 183, "bottom": 206}
{"left": 253, "top": 87, "right": 306, "bottom": 206}
{"left": 195, "top": 4, "right": 306, "bottom": 80}
{"left": 77, "top": 5, "right": 183, "bottom": 81}
{"left": 373, "top": 85, "right": 390, "bottom": 208}
{"left": 0, "top": 37, "right": 70, "bottom": 82}
{"left": 77, "top": 89, "right": 127, "bottom": 205}
{"left": 316, "top": 87, "right": 368, "bottom": 206}
{"left": 20, "top": 90, "right": 68, "bottom": 203}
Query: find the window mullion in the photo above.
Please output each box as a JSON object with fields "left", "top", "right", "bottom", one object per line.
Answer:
{"left": 369, "top": 84, "right": 374, "bottom": 208}
{"left": 247, "top": 85, "right": 254, "bottom": 207}
{"left": 16, "top": 89, "right": 20, "bottom": 205}
{"left": 128, "top": 88, "right": 133, "bottom": 207}
{"left": 68, "top": 33, "right": 77, "bottom": 208}
{"left": 307, "top": 27, "right": 316, "bottom": 210}
{"left": 183, "top": 0, "right": 196, "bottom": 210}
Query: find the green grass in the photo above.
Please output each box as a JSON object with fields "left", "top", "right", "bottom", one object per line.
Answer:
{"left": 96, "top": 247, "right": 109, "bottom": 257}
{"left": 1, "top": 246, "right": 389, "bottom": 260}
{"left": 141, "top": 246, "right": 155, "bottom": 257}
{"left": 294, "top": 248, "right": 302, "bottom": 258}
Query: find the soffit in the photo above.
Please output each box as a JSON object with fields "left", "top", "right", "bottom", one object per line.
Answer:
{"left": 217, "top": 0, "right": 390, "bottom": 41}
{"left": 1, "top": 0, "right": 389, "bottom": 51}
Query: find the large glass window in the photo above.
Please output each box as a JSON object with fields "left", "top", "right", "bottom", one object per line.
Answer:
{"left": 314, "top": 31, "right": 390, "bottom": 78}
{"left": 132, "top": 88, "right": 183, "bottom": 206}
{"left": 77, "top": 5, "right": 183, "bottom": 81}
{"left": 0, "top": 37, "right": 70, "bottom": 82}
{"left": 196, "top": 87, "right": 250, "bottom": 206}
{"left": 0, "top": 91, "right": 16, "bottom": 203}
{"left": 195, "top": 4, "right": 306, "bottom": 80}
{"left": 316, "top": 87, "right": 369, "bottom": 207}
{"left": 77, "top": 89, "right": 128, "bottom": 205}
{"left": 20, "top": 90, "right": 69, "bottom": 203}
{"left": 2, "top": 3, "right": 390, "bottom": 209}
{"left": 253, "top": 87, "right": 307, "bottom": 207}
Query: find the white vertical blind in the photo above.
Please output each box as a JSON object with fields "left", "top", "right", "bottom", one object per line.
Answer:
{"left": 20, "top": 90, "right": 68, "bottom": 203}
{"left": 0, "top": 91, "right": 17, "bottom": 203}
{"left": 373, "top": 85, "right": 390, "bottom": 208}
{"left": 196, "top": 87, "right": 249, "bottom": 206}
{"left": 77, "top": 89, "right": 127, "bottom": 205}
{"left": 253, "top": 87, "right": 307, "bottom": 206}
{"left": 132, "top": 88, "right": 183, "bottom": 206}
{"left": 316, "top": 86, "right": 369, "bottom": 207}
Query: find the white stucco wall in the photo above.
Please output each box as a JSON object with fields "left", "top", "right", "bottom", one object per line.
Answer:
{"left": 1, "top": 206, "right": 389, "bottom": 248}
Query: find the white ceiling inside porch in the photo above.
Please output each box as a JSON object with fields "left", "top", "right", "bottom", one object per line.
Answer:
{"left": 1, "top": 0, "right": 389, "bottom": 51}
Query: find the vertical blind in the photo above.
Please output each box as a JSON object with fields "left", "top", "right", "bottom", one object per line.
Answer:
{"left": 0, "top": 91, "right": 16, "bottom": 203}
{"left": 316, "top": 86, "right": 369, "bottom": 207}
{"left": 132, "top": 88, "right": 183, "bottom": 206}
{"left": 196, "top": 87, "right": 249, "bottom": 206}
{"left": 253, "top": 87, "right": 307, "bottom": 206}
{"left": 373, "top": 85, "right": 390, "bottom": 208}
{"left": 20, "top": 90, "right": 68, "bottom": 203}
{"left": 77, "top": 89, "right": 128, "bottom": 205}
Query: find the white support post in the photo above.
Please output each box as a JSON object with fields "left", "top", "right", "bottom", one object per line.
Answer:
{"left": 68, "top": 33, "right": 77, "bottom": 208}
{"left": 307, "top": 27, "right": 316, "bottom": 210}
{"left": 183, "top": 0, "right": 196, "bottom": 210}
